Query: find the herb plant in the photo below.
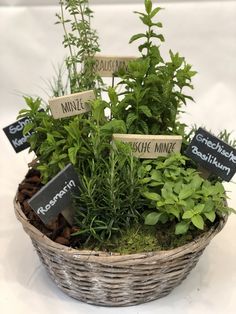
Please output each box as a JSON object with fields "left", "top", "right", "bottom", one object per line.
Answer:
{"left": 16, "top": 0, "right": 235, "bottom": 252}
{"left": 109, "top": 0, "right": 196, "bottom": 139}
{"left": 140, "top": 153, "right": 234, "bottom": 235}
{"left": 56, "top": 0, "right": 103, "bottom": 95}
{"left": 73, "top": 142, "right": 144, "bottom": 243}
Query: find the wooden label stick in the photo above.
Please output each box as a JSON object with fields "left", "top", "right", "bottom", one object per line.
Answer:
{"left": 94, "top": 55, "right": 137, "bottom": 77}
{"left": 113, "top": 134, "right": 182, "bottom": 159}
{"left": 48, "top": 90, "right": 95, "bottom": 119}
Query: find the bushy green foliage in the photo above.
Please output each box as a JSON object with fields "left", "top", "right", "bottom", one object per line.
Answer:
{"left": 17, "top": 0, "right": 235, "bottom": 249}
{"left": 56, "top": 0, "right": 103, "bottom": 94}
{"left": 109, "top": 0, "right": 196, "bottom": 139}
{"left": 140, "top": 153, "right": 235, "bottom": 235}
{"left": 18, "top": 96, "right": 121, "bottom": 183}
{"left": 73, "top": 142, "right": 144, "bottom": 243}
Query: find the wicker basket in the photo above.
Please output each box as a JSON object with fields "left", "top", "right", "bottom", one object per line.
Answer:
{"left": 14, "top": 197, "right": 226, "bottom": 307}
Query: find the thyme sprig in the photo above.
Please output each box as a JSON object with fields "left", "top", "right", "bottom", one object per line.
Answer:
{"left": 56, "top": 0, "right": 103, "bottom": 94}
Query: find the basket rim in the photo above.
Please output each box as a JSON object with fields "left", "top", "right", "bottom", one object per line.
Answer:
{"left": 14, "top": 195, "right": 227, "bottom": 263}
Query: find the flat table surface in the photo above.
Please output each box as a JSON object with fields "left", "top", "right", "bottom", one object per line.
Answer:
{"left": 0, "top": 1, "right": 236, "bottom": 313}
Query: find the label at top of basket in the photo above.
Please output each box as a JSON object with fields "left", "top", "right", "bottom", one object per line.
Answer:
{"left": 28, "top": 164, "right": 80, "bottom": 225}
{"left": 94, "top": 55, "right": 137, "bottom": 77}
{"left": 185, "top": 128, "right": 236, "bottom": 181}
{"left": 3, "top": 117, "right": 33, "bottom": 153}
{"left": 48, "top": 90, "right": 95, "bottom": 119}
{"left": 113, "top": 134, "right": 182, "bottom": 158}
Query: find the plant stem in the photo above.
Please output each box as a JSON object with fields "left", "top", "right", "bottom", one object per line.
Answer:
{"left": 60, "top": 1, "right": 79, "bottom": 91}
{"left": 78, "top": 1, "right": 91, "bottom": 58}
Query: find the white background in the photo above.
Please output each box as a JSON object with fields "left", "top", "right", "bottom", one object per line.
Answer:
{"left": 0, "top": 1, "right": 236, "bottom": 313}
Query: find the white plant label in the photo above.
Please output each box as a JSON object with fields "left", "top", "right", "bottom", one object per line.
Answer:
{"left": 48, "top": 90, "right": 95, "bottom": 119}
{"left": 94, "top": 55, "right": 137, "bottom": 77}
{"left": 113, "top": 134, "right": 183, "bottom": 159}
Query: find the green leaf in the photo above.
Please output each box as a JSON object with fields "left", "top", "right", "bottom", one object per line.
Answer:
{"left": 179, "top": 186, "right": 193, "bottom": 200}
{"left": 129, "top": 33, "right": 146, "bottom": 44}
{"left": 68, "top": 146, "right": 79, "bottom": 165}
{"left": 101, "top": 120, "right": 127, "bottom": 134}
{"left": 138, "top": 42, "right": 149, "bottom": 53}
{"left": 150, "top": 7, "right": 162, "bottom": 19}
{"left": 191, "top": 175, "right": 203, "bottom": 190}
{"left": 152, "top": 22, "right": 163, "bottom": 28}
{"left": 139, "top": 120, "right": 149, "bottom": 134}
{"left": 46, "top": 134, "right": 56, "bottom": 145}
{"left": 108, "top": 87, "right": 118, "bottom": 105}
{"left": 203, "top": 199, "right": 214, "bottom": 213}
{"left": 184, "top": 198, "right": 195, "bottom": 210}
{"left": 18, "top": 109, "right": 29, "bottom": 116}
{"left": 175, "top": 221, "right": 190, "bottom": 235}
{"left": 145, "top": 0, "right": 152, "bottom": 14}
{"left": 168, "top": 207, "right": 180, "bottom": 219}
{"left": 159, "top": 212, "right": 169, "bottom": 224}
{"left": 145, "top": 212, "right": 162, "bottom": 225}
{"left": 126, "top": 112, "right": 137, "bottom": 129}
{"left": 140, "top": 177, "right": 152, "bottom": 184}
{"left": 140, "top": 15, "right": 152, "bottom": 27}
{"left": 145, "top": 165, "right": 152, "bottom": 171}
{"left": 150, "top": 170, "right": 162, "bottom": 181}
{"left": 143, "top": 191, "right": 161, "bottom": 201}
{"left": 173, "top": 181, "right": 183, "bottom": 194}
{"left": 215, "top": 182, "right": 225, "bottom": 194}
{"left": 149, "top": 181, "right": 163, "bottom": 187}
{"left": 193, "top": 204, "right": 205, "bottom": 214}
{"left": 204, "top": 211, "right": 216, "bottom": 223}
{"left": 191, "top": 214, "right": 204, "bottom": 230}
{"left": 139, "top": 105, "right": 152, "bottom": 117}
{"left": 23, "top": 122, "right": 34, "bottom": 135}
{"left": 182, "top": 210, "right": 194, "bottom": 219}
{"left": 151, "top": 33, "right": 165, "bottom": 42}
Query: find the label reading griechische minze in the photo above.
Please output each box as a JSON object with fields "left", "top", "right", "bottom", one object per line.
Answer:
{"left": 113, "top": 134, "right": 182, "bottom": 159}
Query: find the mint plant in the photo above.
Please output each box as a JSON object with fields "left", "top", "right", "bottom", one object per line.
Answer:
{"left": 109, "top": 0, "right": 196, "bottom": 140}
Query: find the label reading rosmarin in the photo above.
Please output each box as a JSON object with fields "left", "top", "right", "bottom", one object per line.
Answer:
{"left": 28, "top": 164, "right": 80, "bottom": 224}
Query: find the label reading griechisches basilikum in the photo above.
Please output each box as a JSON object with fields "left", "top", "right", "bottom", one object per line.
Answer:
{"left": 28, "top": 164, "right": 80, "bottom": 225}
{"left": 185, "top": 127, "right": 236, "bottom": 181}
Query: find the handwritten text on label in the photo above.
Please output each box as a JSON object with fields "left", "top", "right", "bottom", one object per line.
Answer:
{"left": 48, "top": 90, "right": 95, "bottom": 119}
{"left": 28, "top": 164, "right": 80, "bottom": 225}
{"left": 94, "top": 55, "right": 137, "bottom": 77}
{"left": 113, "top": 134, "right": 182, "bottom": 159}
{"left": 3, "top": 117, "right": 33, "bottom": 153}
{"left": 185, "top": 128, "right": 236, "bottom": 181}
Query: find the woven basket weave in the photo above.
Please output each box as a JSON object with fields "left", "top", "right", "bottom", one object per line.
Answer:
{"left": 14, "top": 198, "right": 226, "bottom": 307}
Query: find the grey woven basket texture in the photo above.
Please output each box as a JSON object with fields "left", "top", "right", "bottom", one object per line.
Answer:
{"left": 14, "top": 199, "right": 226, "bottom": 307}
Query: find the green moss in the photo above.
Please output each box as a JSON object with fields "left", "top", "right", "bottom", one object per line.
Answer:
{"left": 82, "top": 222, "right": 208, "bottom": 254}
